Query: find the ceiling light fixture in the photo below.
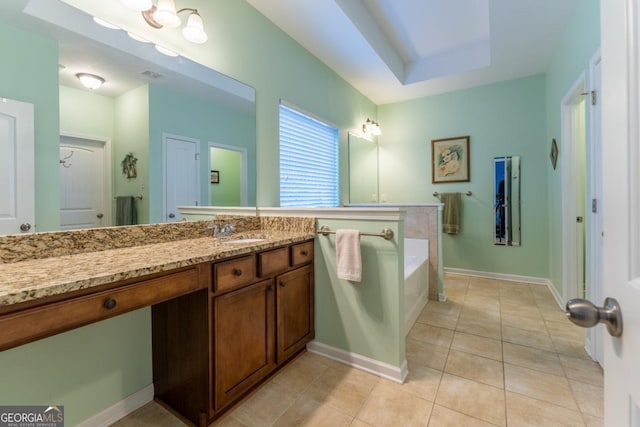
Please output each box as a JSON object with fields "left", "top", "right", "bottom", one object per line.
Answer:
{"left": 76, "top": 73, "right": 105, "bottom": 90}
{"left": 121, "top": 0, "right": 208, "bottom": 44}
{"left": 362, "top": 118, "right": 382, "bottom": 136}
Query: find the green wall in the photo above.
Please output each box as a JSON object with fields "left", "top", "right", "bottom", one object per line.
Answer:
{"left": 314, "top": 218, "right": 404, "bottom": 367}
{"left": 60, "top": 85, "right": 114, "bottom": 139}
{"left": 148, "top": 84, "right": 256, "bottom": 221}
{"left": 378, "top": 75, "right": 548, "bottom": 277}
{"left": 0, "top": 24, "right": 59, "bottom": 232}
{"left": 545, "top": 0, "right": 600, "bottom": 296}
{"left": 210, "top": 147, "right": 242, "bottom": 206}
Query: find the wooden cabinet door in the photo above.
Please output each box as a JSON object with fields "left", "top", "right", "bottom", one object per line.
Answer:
{"left": 212, "top": 279, "right": 275, "bottom": 411}
{"left": 276, "top": 264, "right": 314, "bottom": 363}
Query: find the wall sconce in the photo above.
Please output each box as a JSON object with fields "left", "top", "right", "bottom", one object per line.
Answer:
{"left": 121, "top": 0, "right": 208, "bottom": 44}
{"left": 76, "top": 73, "right": 105, "bottom": 90}
{"left": 362, "top": 118, "right": 382, "bottom": 136}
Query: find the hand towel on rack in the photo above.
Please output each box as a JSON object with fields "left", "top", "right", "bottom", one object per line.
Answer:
{"left": 336, "top": 229, "right": 362, "bottom": 282}
{"left": 115, "top": 196, "right": 137, "bottom": 226}
{"left": 441, "top": 192, "right": 461, "bottom": 235}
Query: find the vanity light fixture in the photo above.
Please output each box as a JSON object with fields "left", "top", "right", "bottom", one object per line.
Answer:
{"left": 121, "top": 0, "right": 208, "bottom": 44}
{"left": 362, "top": 118, "right": 382, "bottom": 136}
{"left": 155, "top": 44, "right": 179, "bottom": 57}
{"left": 127, "top": 32, "right": 151, "bottom": 43}
{"left": 76, "top": 73, "right": 105, "bottom": 90}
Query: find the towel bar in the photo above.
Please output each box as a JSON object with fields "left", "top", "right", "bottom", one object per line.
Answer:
{"left": 114, "top": 195, "right": 143, "bottom": 200}
{"left": 317, "top": 225, "right": 394, "bottom": 241}
{"left": 432, "top": 191, "right": 472, "bottom": 197}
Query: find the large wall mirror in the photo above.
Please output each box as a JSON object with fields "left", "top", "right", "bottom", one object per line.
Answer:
{"left": 348, "top": 131, "right": 379, "bottom": 204}
{"left": 0, "top": 0, "right": 256, "bottom": 235}
{"left": 494, "top": 156, "right": 521, "bottom": 246}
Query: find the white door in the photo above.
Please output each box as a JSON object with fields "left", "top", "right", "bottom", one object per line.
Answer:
{"left": 60, "top": 136, "right": 110, "bottom": 230}
{"left": 163, "top": 134, "right": 200, "bottom": 222}
{"left": 600, "top": 1, "right": 640, "bottom": 425}
{"left": 0, "top": 97, "right": 34, "bottom": 234}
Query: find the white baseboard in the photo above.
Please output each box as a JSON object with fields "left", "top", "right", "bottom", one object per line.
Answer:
{"left": 444, "top": 267, "right": 565, "bottom": 310}
{"left": 306, "top": 341, "right": 408, "bottom": 384}
{"left": 76, "top": 384, "right": 154, "bottom": 427}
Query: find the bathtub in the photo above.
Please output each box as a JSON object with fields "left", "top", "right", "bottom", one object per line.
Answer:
{"left": 404, "top": 238, "right": 429, "bottom": 334}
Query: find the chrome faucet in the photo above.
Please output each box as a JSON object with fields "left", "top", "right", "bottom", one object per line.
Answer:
{"left": 209, "top": 223, "right": 235, "bottom": 237}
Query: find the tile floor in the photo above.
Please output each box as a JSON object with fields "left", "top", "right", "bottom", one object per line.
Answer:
{"left": 112, "top": 274, "right": 604, "bottom": 427}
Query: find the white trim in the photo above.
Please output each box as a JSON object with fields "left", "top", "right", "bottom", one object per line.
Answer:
{"left": 177, "top": 206, "right": 257, "bottom": 217}
{"left": 345, "top": 203, "right": 443, "bottom": 208}
{"left": 207, "top": 141, "right": 249, "bottom": 206}
{"left": 279, "top": 99, "right": 338, "bottom": 129}
{"left": 257, "top": 207, "right": 406, "bottom": 221}
{"left": 59, "top": 132, "right": 113, "bottom": 227}
{"left": 445, "top": 267, "right": 565, "bottom": 309}
{"left": 560, "top": 73, "right": 587, "bottom": 303}
{"left": 306, "top": 341, "right": 408, "bottom": 384}
{"left": 75, "top": 384, "right": 153, "bottom": 427}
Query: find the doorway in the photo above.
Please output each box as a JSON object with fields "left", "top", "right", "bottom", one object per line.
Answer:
{"left": 208, "top": 142, "right": 248, "bottom": 206}
{"left": 60, "top": 134, "right": 111, "bottom": 230}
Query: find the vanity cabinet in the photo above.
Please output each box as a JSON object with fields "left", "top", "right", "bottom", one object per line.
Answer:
{"left": 152, "top": 239, "right": 315, "bottom": 426}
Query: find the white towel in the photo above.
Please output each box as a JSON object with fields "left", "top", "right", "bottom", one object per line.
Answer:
{"left": 336, "top": 229, "right": 362, "bottom": 282}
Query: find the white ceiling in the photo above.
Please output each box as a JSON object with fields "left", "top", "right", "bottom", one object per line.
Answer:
{"left": 247, "top": 0, "right": 578, "bottom": 105}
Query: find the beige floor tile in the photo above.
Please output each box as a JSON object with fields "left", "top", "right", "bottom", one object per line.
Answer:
{"left": 416, "top": 310, "right": 459, "bottom": 330}
{"left": 445, "top": 289, "right": 467, "bottom": 303}
{"left": 459, "top": 307, "right": 501, "bottom": 323}
{"left": 559, "top": 355, "right": 603, "bottom": 386}
{"left": 302, "top": 366, "right": 377, "bottom": 416}
{"left": 215, "top": 415, "right": 251, "bottom": 427}
{"left": 451, "top": 331, "right": 503, "bottom": 361}
{"left": 427, "top": 405, "right": 497, "bottom": 426}
{"left": 582, "top": 414, "right": 604, "bottom": 427}
{"left": 356, "top": 382, "right": 433, "bottom": 427}
{"left": 423, "top": 300, "right": 463, "bottom": 316}
{"left": 570, "top": 380, "right": 604, "bottom": 418}
{"left": 501, "top": 325, "right": 555, "bottom": 352}
{"left": 500, "top": 304, "right": 543, "bottom": 321}
{"left": 467, "top": 276, "right": 500, "bottom": 288}
{"left": 546, "top": 320, "right": 586, "bottom": 342}
{"left": 232, "top": 381, "right": 299, "bottom": 427}
{"left": 539, "top": 307, "right": 568, "bottom": 323}
{"left": 408, "top": 323, "right": 455, "bottom": 348}
{"left": 406, "top": 338, "right": 450, "bottom": 371}
{"left": 444, "top": 350, "right": 504, "bottom": 388}
{"left": 466, "top": 285, "right": 500, "bottom": 298}
{"left": 271, "top": 396, "right": 353, "bottom": 427}
{"left": 349, "top": 419, "right": 375, "bottom": 427}
{"left": 435, "top": 374, "right": 506, "bottom": 426}
{"left": 504, "top": 364, "right": 578, "bottom": 411}
{"left": 505, "top": 391, "right": 585, "bottom": 427}
{"left": 444, "top": 275, "right": 469, "bottom": 290}
{"left": 503, "top": 342, "right": 564, "bottom": 376}
{"left": 552, "top": 336, "right": 591, "bottom": 359}
{"left": 272, "top": 352, "right": 329, "bottom": 393}
{"left": 501, "top": 313, "right": 547, "bottom": 334}
{"left": 456, "top": 317, "right": 502, "bottom": 340}
{"left": 111, "top": 402, "right": 188, "bottom": 427}
{"left": 379, "top": 364, "right": 442, "bottom": 402}
{"left": 462, "top": 296, "right": 501, "bottom": 313}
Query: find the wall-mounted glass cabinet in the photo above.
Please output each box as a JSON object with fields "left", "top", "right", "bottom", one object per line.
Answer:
{"left": 494, "top": 156, "right": 521, "bottom": 246}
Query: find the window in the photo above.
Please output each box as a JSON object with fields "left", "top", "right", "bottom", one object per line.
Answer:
{"left": 279, "top": 103, "right": 339, "bottom": 207}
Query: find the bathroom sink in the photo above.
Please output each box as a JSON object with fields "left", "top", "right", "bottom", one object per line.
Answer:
{"left": 223, "top": 238, "right": 267, "bottom": 244}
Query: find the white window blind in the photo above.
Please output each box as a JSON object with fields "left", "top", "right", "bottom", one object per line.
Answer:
{"left": 279, "top": 104, "right": 339, "bottom": 207}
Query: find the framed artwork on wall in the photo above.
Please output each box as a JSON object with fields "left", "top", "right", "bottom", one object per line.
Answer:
{"left": 210, "top": 170, "right": 220, "bottom": 184}
{"left": 550, "top": 138, "right": 559, "bottom": 170}
{"left": 432, "top": 136, "right": 470, "bottom": 183}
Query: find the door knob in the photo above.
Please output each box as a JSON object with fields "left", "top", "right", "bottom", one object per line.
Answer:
{"left": 565, "top": 297, "right": 623, "bottom": 337}
{"left": 168, "top": 213, "right": 175, "bottom": 218}
{"left": 20, "top": 223, "right": 31, "bottom": 232}
{"left": 97, "top": 213, "right": 104, "bottom": 219}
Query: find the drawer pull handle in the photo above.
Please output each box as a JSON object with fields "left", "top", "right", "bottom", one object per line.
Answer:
{"left": 280, "top": 281, "right": 286, "bottom": 287}
{"left": 103, "top": 298, "right": 117, "bottom": 310}
{"left": 233, "top": 269, "right": 243, "bottom": 277}
{"left": 267, "top": 285, "right": 273, "bottom": 292}
{"left": 301, "top": 250, "right": 308, "bottom": 256}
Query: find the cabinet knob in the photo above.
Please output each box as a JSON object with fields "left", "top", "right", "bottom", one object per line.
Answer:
{"left": 233, "top": 269, "right": 243, "bottom": 276}
{"left": 103, "top": 298, "right": 117, "bottom": 310}
{"left": 267, "top": 285, "right": 273, "bottom": 291}
{"left": 301, "top": 250, "right": 308, "bottom": 256}
{"left": 280, "top": 281, "right": 286, "bottom": 287}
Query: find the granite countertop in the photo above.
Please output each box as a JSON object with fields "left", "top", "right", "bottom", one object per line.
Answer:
{"left": 0, "top": 230, "right": 315, "bottom": 308}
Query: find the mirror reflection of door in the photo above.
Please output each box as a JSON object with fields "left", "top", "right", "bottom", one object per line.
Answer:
{"left": 208, "top": 143, "right": 247, "bottom": 206}
{"left": 348, "top": 132, "right": 379, "bottom": 204}
{"left": 60, "top": 135, "right": 110, "bottom": 230}
{"left": 494, "top": 156, "right": 521, "bottom": 246}
{"left": 164, "top": 134, "right": 200, "bottom": 222}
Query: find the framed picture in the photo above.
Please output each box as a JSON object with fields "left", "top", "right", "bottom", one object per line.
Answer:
{"left": 550, "top": 138, "right": 559, "bottom": 170}
{"left": 432, "top": 136, "right": 470, "bottom": 183}
{"left": 210, "top": 170, "right": 220, "bottom": 184}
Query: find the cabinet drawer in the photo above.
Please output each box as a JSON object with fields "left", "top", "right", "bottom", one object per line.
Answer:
{"left": 291, "top": 241, "right": 314, "bottom": 266}
{"left": 213, "top": 256, "right": 256, "bottom": 292}
{"left": 0, "top": 268, "right": 200, "bottom": 351}
{"left": 258, "top": 247, "right": 289, "bottom": 277}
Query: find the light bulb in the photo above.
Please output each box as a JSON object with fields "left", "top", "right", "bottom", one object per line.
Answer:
{"left": 153, "top": 0, "right": 181, "bottom": 28}
{"left": 128, "top": 32, "right": 151, "bottom": 43}
{"left": 155, "top": 44, "right": 179, "bottom": 57}
{"left": 93, "top": 17, "right": 120, "bottom": 30}
{"left": 76, "top": 73, "right": 105, "bottom": 90}
{"left": 182, "top": 11, "right": 208, "bottom": 43}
